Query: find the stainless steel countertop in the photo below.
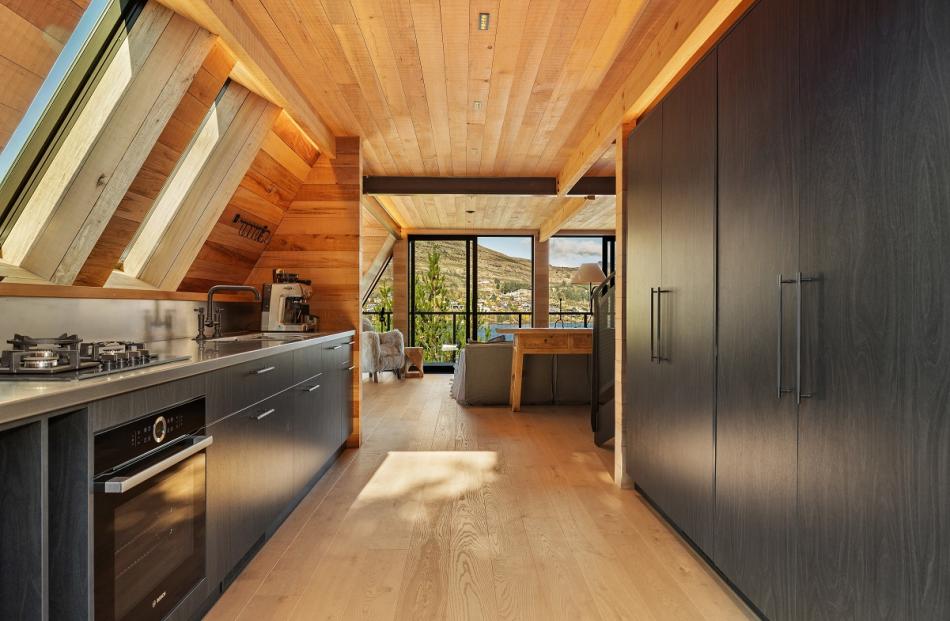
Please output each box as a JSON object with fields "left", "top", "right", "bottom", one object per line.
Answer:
{"left": 0, "top": 330, "right": 355, "bottom": 428}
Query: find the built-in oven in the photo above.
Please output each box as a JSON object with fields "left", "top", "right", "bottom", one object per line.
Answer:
{"left": 93, "top": 398, "right": 211, "bottom": 621}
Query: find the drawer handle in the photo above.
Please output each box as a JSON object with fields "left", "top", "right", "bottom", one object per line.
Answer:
{"left": 254, "top": 366, "right": 276, "bottom": 375}
{"left": 345, "top": 340, "right": 355, "bottom": 345}
{"left": 306, "top": 384, "right": 321, "bottom": 392}
{"left": 330, "top": 344, "right": 344, "bottom": 350}
{"left": 346, "top": 365, "right": 355, "bottom": 371}
{"left": 254, "top": 408, "right": 276, "bottom": 421}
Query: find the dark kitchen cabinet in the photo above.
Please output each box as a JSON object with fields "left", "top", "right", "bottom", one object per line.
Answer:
{"left": 796, "top": 0, "right": 950, "bottom": 618}
{"left": 714, "top": 0, "right": 801, "bottom": 618}
{"left": 293, "top": 373, "right": 329, "bottom": 494}
{"left": 654, "top": 50, "right": 717, "bottom": 551}
{"left": 624, "top": 105, "right": 663, "bottom": 501}
{"left": 624, "top": 51, "right": 717, "bottom": 551}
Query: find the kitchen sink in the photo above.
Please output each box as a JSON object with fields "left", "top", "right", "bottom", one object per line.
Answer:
{"left": 208, "top": 333, "right": 311, "bottom": 343}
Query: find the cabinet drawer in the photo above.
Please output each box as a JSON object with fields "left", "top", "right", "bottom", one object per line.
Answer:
{"left": 222, "top": 352, "right": 293, "bottom": 416}
{"left": 293, "top": 343, "right": 325, "bottom": 384}
{"left": 522, "top": 334, "right": 570, "bottom": 350}
{"left": 326, "top": 337, "right": 355, "bottom": 369}
{"left": 570, "top": 333, "right": 592, "bottom": 350}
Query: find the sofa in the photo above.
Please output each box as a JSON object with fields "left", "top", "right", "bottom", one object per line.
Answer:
{"left": 451, "top": 340, "right": 591, "bottom": 406}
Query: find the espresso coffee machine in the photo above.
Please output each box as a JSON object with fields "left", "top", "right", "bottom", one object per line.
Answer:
{"left": 261, "top": 270, "right": 315, "bottom": 332}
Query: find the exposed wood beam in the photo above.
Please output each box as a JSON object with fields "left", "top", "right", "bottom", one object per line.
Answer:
{"left": 363, "top": 176, "right": 615, "bottom": 196}
{"left": 156, "top": 0, "right": 336, "bottom": 158}
{"left": 362, "top": 196, "right": 404, "bottom": 239}
{"left": 556, "top": 0, "right": 752, "bottom": 195}
{"left": 4, "top": 5, "right": 215, "bottom": 282}
{"left": 126, "top": 84, "right": 279, "bottom": 290}
{"left": 539, "top": 197, "right": 593, "bottom": 242}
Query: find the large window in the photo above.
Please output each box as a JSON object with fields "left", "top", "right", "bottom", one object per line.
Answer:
{"left": 548, "top": 235, "right": 615, "bottom": 327}
{"left": 362, "top": 257, "right": 393, "bottom": 331}
{"left": 408, "top": 235, "right": 533, "bottom": 367}
{"left": 0, "top": 0, "right": 147, "bottom": 245}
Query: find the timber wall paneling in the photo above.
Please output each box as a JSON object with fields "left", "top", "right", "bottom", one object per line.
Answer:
{"left": 248, "top": 137, "right": 363, "bottom": 446}
{"left": 127, "top": 83, "right": 279, "bottom": 290}
{"left": 533, "top": 236, "right": 549, "bottom": 328}
{"left": 179, "top": 110, "right": 318, "bottom": 292}
{"left": 0, "top": 0, "right": 91, "bottom": 150}
{"left": 2, "top": 4, "right": 216, "bottom": 282}
{"left": 75, "top": 40, "right": 236, "bottom": 287}
{"left": 392, "top": 237, "right": 409, "bottom": 337}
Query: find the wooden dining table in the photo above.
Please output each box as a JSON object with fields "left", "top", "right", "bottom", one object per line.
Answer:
{"left": 496, "top": 327, "right": 593, "bottom": 411}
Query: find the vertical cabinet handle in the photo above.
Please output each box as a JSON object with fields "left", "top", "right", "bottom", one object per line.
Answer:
{"left": 797, "top": 273, "right": 818, "bottom": 403}
{"left": 653, "top": 287, "right": 669, "bottom": 364}
{"left": 777, "top": 275, "right": 796, "bottom": 397}
{"left": 650, "top": 287, "right": 657, "bottom": 362}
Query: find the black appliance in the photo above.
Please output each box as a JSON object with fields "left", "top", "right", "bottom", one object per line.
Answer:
{"left": 591, "top": 273, "right": 615, "bottom": 446}
{"left": 0, "top": 334, "right": 189, "bottom": 380}
{"left": 93, "top": 399, "right": 211, "bottom": 621}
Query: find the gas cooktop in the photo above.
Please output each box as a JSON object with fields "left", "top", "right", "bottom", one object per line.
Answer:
{"left": 0, "top": 334, "right": 189, "bottom": 381}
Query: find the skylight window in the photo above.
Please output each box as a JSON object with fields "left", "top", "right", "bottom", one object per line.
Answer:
{"left": 0, "top": 0, "right": 147, "bottom": 246}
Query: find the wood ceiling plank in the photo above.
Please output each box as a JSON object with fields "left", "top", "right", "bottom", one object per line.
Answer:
{"left": 410, "top": 0, "right": 453, "bottom": 175}
{"left": 349, "top": 0, "right": 430, "bottom": 174}
{"left": 525, "top": 0, "right": 644, "bottom": 171}
{"left": 376, "top": 0, "right": 440, "bottom": 175}
{"left": 490, "top": 0, "right": 559, "bottom": 174}
{"left": 476, "top": 0, "right": 529, "bottom": 175}
{"left": 466, "top": 0, "right": 498, "bottom": 174}
{"left": 271, "top": 110, "right": 319, "bottom": 166}
{"left": 440, "top": 0, "right": 469, "bottom": 174}
{"left": 157, "top": 0, "right": 336, "bottom": 157}
{"left": 280, "top": 0, "right": 398, "bottom": 173}
{"left": 504, "top": 0, "right": 590, "bottom": 175}
{"left": 556, "top": 0, "right": 748, "bottom": 194}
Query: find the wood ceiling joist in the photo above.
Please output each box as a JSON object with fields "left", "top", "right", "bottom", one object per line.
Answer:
{"left": 179, "top": 112, "right": 315, "bottom": 292}
{"left": 74, "top": 40, "right": 236, "bottom": 287}
{"left": 124, "top": 84, "right": 279, "bottom": 290}
{"left": 156, "top": 0, "right": 335, "bottom": 158}
{"left": 539, "top": 196, "right": 590, "bottom": 242}
{"left": 3, "top": 4, "right": 216, "bottom": 284}
{"left": 556, "top": 0, "right": 751, "bottom": 194}
{"left": 362, "top": 196, "right": 403, "bottom": 240}
{"left": 363, "top": 176, "right": 615, "bottom": 196}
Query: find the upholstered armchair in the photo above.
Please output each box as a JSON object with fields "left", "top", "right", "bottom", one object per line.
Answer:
{"left": 360, "top": 318, "right": 406, "bottom": 382}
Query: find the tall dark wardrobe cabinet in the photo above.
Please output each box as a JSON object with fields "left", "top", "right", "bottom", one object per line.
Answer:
{"left": 623, "top": 0, "right": 950, "bottom": 619}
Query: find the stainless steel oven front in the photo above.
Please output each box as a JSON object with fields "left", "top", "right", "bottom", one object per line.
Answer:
{"left": 93, "top": 398, "right": 211, "bottom": 621}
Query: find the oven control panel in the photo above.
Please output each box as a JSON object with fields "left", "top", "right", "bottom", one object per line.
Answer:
{"left": 94, "top": 398, "right": 205, "bottom": 475}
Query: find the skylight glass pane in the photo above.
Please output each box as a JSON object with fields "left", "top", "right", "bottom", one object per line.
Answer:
{"left": 0, "top": 0, "right": 112, "bottom": 185}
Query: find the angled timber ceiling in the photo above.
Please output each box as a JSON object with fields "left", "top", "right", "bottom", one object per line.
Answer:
{"left": 149, "top": 0, "right": 745, "bottom": 231}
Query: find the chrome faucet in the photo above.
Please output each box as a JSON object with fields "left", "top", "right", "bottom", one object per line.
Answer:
{"left": 194, "top": 285, "right": 261, "bottom": 342}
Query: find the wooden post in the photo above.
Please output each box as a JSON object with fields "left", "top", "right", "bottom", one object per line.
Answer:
{"left": 533, "top": 235, "right": 549, "bottom": 327}
{"left": 249, "top": 137, "right": 364, "bottom": 447}
{"left": 392, "top": 238, "right": 409, "bottom": 337}
{"left": 615, "top": 122, "right": 634, "bottom": 488}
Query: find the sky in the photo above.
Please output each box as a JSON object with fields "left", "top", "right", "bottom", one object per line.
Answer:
{"left": 478, "top": 236, "right": 604, "bottom": 268}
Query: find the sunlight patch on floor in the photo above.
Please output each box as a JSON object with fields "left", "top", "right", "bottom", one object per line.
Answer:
{"left": 354, "top": 451, "right": 499, "bottom": 505}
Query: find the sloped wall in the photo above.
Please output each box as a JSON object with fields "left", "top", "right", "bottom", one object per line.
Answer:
{"left": 178, "top": 112, "right": 318, "bottom": 292}
{"left": 74, "top": 40, "right": 236, "bottom": 287}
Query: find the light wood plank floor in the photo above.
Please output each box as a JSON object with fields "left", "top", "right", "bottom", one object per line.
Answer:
{"left": 207, "top": 374, "right": 755, "bottom": 621}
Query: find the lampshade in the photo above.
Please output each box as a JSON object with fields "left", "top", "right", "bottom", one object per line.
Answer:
{"left": 570, "top": 262, "right": 607, "bottom": 286}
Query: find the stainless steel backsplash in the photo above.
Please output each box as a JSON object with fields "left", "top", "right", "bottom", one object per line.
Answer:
{"left": 0, "top": 297, "right": 261, "bottom": 343}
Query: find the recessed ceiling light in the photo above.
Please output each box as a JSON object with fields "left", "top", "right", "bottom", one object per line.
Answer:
{"left": 473, "top": 100, "right": 482, "bottom": 110}
{"left": 478, "top": 13, "right": 490, "bottom": 30}
{"left": 466, "top": 209, "right": 476, "bottom": 214}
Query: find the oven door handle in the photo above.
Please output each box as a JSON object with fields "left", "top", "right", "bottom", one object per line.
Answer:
{"left": 95, "top": 435, "right": 213, "bottom": 494}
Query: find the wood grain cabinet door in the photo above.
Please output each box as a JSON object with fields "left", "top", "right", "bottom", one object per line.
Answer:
{"left": 623, "top": 105, "right": 664, "bottom": 497}
{"left": 797, "top": 0, "right": 950, "bottom": 618}
{"left": 655, "top": 50, "right": 718, "bottom": 552}
{"left": 714, "top": 0, "right": 801, "bottom": 618}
